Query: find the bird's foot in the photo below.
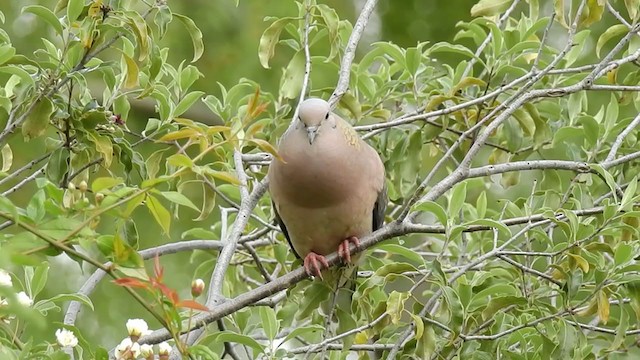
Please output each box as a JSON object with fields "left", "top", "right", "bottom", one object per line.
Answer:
{"left": 337, "top": 236, "right": 360, "bottom": 264}
{"left": 303, "top": 252, "right": 330, "bottom": 279}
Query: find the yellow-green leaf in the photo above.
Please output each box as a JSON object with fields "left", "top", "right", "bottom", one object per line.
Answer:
{"left": 125, "top": 10, "right": 149, "bottom": 62}
{"left": 174, "top": 14, "right": 204, "bottom": 63}
{"left": 1, "top": 144, "right": 12, "bottom": 172}
{"left": 580, "top": 0, "right": 605, "bottom": 27}
{"left": 596, "top": 24, "right": 628, "bottom": 58}
{"left": 410, "top": 313, "right": 424, "bottom": 340}
{"left": 122, "top": 53, "right": 139, "bottom": 89}
{"left": 22, "top": 98, "right": 54, "bottom": 140}
{"left": 205, "top": 169, "right": 241, "bottom": 185}
{"left": 167, "top": 154, "right": 193, "bottom": 168}
{"left": 258, "top": 17, "right": 294, "bottom": 68}
{"left": 158, "top": 128, "right": 201, "bottom": 142}
{"left": 597, "top": 290, "right": 610, "bottom": 324}
{"left": 470, "top": 0, "right": 511, "bottom": 17}
{"left": 87, "top": 131, "right": 113, "bottom": 167}
{"left": 146, "top": 195, "right": 170, "bottom": 234}
{"left": 625, "top": 0, "right": 639, "bottom": 21}
{"left": 92, "top": 177, "right": 124, "bottom": 193}
{"left": 248, "top": 139, "right": 283, "bottom": 162}
{"left": 386, "top": 291, "right": 409, "bottom": 324}
{"left": 159, "top": 191, "right": 199, "bottom": 212}
{"left": 567, "top": 253, "right": 590, "bottom": 273}
{"left": 450, "top": 77, "right": 487, "bottom": 96}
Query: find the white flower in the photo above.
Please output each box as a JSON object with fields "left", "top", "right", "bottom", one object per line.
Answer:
{"left": 158, "top": 341, "right": 172, "bottom": 355}
{"left": 126, "top": 318, "right": 151, "bottom": 338}
{"left": 139, "top": 343, "right": 153, "bottom": 357}
{"left": 0, "top": 269, "right": 12, "bottom": 287}
{"left": 16, "top": 292, "right": 33, "bottom": 307}
{"left": 55, "top": 328, "right": 78, "bottom": 348}
{"left": 115, "top": 337, "right": 140, "bottom": 360}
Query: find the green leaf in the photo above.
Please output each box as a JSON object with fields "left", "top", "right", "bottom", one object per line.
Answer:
{"left": 92, "top": 177, "right": 124, "bottom": 193}
{"left": 210, "top": 331, "right": 264, "bottom": 354}
{"left": 625, "top": 0, "right": 639, "bottom": 21}
{"left": 615, "top": 243, "right": 633, "bottom": 267}
{"left": 619, "top": 176, "right": 638, "bottom": 211}
{"left": 259, "top": 306, "right": 278, "bottom": 341}
{"left": 23, "top": 5, "right": 64, "bottom": 36}
{"left": 280, "top": 325, "right": 324, "bottom": 345}
{"left": 316, "top": 4, "right": 340, "bottom": 61}
{"left": 258, "top": 17, "right": 294, "bottom": 68}
{"left": 44, "top": 293, "right": 94, "bottom": 311}
{"left": 67, "top": 0, "right": 83, "bottom": 22}
{"left": 167, "top": 153, "right": 193, "bottom": 168}
{"left": 596, "top": 24, "right": 628, "bottom": 58}
{"left": 146, "top": 195, "right": 171, "bottom": 234}
{"left": 464, "top": 219, "right": 511, "bottom": 238}
{"left": 0, "top": 65, "right": 35, "bottom": 87}
{"left": 29, "top": 263, "right": 49, "bottom": 298}
{"left": 154, "top": 5, "right": 172, "bottom": 39}
{"left": 159, "top": 191, "right": 199, "bottom": 211}
{"left": 413, "top": 201, "right": 448, "bottom": 225}
{"left": 376, "top": 244, "right": 426, "bottom": 267}
{"left": 481, "top": 295, "right": 527, "bottom": 320}
{"left": 174, "top": 13, "right": 204, "bottom": 62}
{"left": 26, "top": 189, "right": 46, "bottom": 222}
{"left": 281, "top": 50, "right": 305, "bottom": 99}
{"left": 448, "top": 181, "right": 467, "bottom": 219}
{"left": 175, "top": 91, "right": 205, "bottom": 117}
{"left": 470, "top": 0, "right": 511, "bottom": 17}
{"left": 87, "top": 131, "right": 113, "bottom": 167}
{"left": 121, "top": 11, "right": 149, "bottom": 62}
{"left": 476, "top": 191, "right": 487, "bottom": 218}
{"left": 22, "top": 97, "right": 54, "bottom": 140}
{"left": 194, "top": 182, "right": 216, "bottom": 221}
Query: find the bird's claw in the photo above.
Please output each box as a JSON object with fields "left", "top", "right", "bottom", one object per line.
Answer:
{"left": 337, "top": 236, "right": 360, "bottom": 264}
{"left": 303, "top": 252, "right": 329, "bottom": 279}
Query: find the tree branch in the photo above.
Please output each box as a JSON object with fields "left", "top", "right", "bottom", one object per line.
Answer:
{"left": 328, "top": 0, "right": 378, "bottom": 108}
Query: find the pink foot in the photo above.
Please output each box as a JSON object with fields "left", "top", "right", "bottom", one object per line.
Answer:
{"left": 303, "top": 252, "right": 330, "bottom": 279}
{"left": 337, "top": 236, "right": 360, "bottom": 264}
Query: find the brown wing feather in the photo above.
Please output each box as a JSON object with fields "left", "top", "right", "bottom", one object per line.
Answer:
{"left": 372, "top": 181, "right": 387, "bottom": 231}
{"left": 272, "top": 201, "right": 301, "bottom": 259}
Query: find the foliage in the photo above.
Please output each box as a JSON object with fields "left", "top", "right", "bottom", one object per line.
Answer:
{"left": 0, "top": 0, "right": 640, "bottom": 359}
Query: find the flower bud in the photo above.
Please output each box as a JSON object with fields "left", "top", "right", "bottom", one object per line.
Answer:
{"left": 95, "top": 192, "right": 105, "bottom": 204}
{"left": 67, "top": 182, "right": 76, "bottom": 191}
{"left": 78, "top": 180, "right": 88, "bottom": 193}
{"left": 191, "top": 278, "right": 205, "bottom": 297}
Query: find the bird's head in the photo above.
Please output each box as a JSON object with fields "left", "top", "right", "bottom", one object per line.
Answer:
{"left": 298, "top": 98, "right": 330, "bottom": 145}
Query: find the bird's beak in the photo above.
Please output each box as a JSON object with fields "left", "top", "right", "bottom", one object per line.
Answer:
{"left": 306, "top": 126, "right": 318, "bottom": 145}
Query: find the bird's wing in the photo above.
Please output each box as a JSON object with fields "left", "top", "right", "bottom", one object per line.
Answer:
{"left": 272, "top": 201, "right": 300, "bottom": 259}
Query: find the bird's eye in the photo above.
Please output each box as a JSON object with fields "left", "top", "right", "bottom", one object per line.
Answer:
{"left": 324, "top": 112, "right": 329, "bottom": 120}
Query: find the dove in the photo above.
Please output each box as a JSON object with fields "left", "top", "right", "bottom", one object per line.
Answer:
{"left": 268, "top": 98, "right": 386, "bottom": 278}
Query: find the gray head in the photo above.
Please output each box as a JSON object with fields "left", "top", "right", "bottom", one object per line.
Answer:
{"left": 298, "top": 98, "right": 331, "bottom": 144}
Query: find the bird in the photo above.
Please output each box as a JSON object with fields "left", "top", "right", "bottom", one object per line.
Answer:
{"left": 268, "top": 98, "right": 386, "bottom": 279}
